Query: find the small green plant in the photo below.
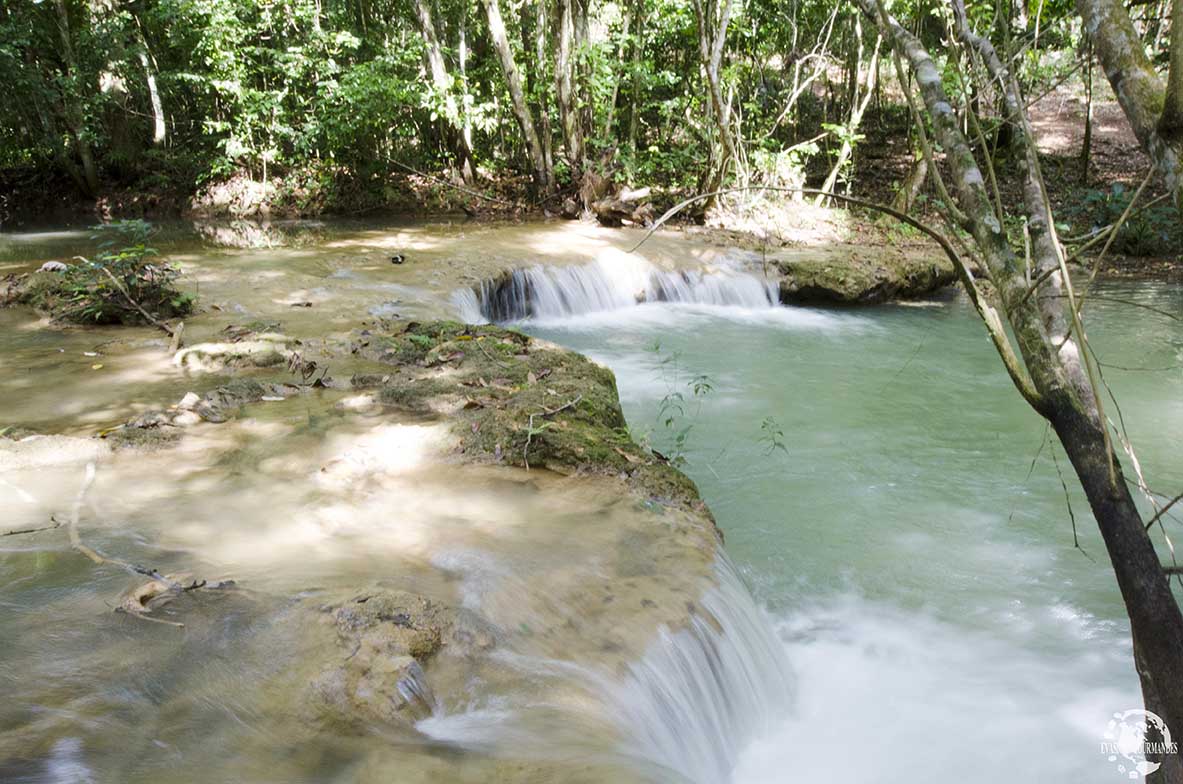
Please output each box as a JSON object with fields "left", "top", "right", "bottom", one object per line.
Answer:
{"left": 1068, "top": 184, "right": 1182, "bottom": 258}
{"left": 759, "top": 416, "right": 788, "bottom": 455}
{"left": 649, "top": 340, "right": 714, "bottom": 467}
{"left": 37, "top": 220, "right": 194, "bottom": 325}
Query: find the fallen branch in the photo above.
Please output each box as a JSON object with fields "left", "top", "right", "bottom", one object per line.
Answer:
{"left": 94, "top": 265, "right": 176, "bottom": 338}
{"left": 66, "top": 463, "right": 181, "bottom": 588}
{"left": 1, "top": 520, "right": 63, "bottom": 537}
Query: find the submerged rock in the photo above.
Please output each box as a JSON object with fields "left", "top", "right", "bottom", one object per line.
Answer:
{"left": 174, "top": 335, "right": 292, "bottom": 371}
{"left": 304, "top": 590, "right": 487, "bottom": 731}
{"left": 107, "top": 378, "right": 301, "bottom": 447}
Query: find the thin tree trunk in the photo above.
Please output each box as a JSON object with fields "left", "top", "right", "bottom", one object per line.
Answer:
{"left": 133, "top": 14, "right": 167, "bottom": 146}
{"left": 459, "top": 6, "right": 474, "bottom": 168}
{"left": 555, "top": 0, "right": 586, "bottom": 174}
{"left": 482, "top": 0, "right": 550, "bottom": 192}
{"left": 413, "top": 0, "right": 475, "bottom": 182}
{"left": 1081, "top": 36, "right": 1094, "bottom": 181}
{"left": 628, "top": 0, "right": 645, "bottom": 155}
{"left": 691, "top": 0, "right": 737, "bottom": 213}
{"left": 139, "top": 50, "right": 166, "bottom": 146}
{"left": 1076, "top": 0, "right": 1183, "bottom": 212}
{"left": 52, "top": 0, "right": 99, "bottom": 196}
{"left": 863, "top": 0, "right": 1183, "bottom": 755}
{"left": 534, "top": 0, "right": 554, "bottom": 180}
{"left": 890, "top": 151, "right": 928, "bottom": 213}
{"left": 816, "top": 20, "right": 880, "bottom": 204}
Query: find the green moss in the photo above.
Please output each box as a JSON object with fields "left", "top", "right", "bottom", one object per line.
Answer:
{"left": 355, "top": 320, "right": 711, "bottom": 515}
{"left": 774, "top": 253, "right": 956, "bottom": 304}
{"left": 106, "top": 425, "right": 182, "bottom": 451}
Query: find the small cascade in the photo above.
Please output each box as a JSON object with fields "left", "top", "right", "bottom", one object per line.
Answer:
{"left": 607, "top": 557, "right": 794, "bottom": 784}
{"left": 454, "top": 250, "right": 779, "bottom": 323}
{"left": 418, "top": 556, "right": 793, "bottom": 784}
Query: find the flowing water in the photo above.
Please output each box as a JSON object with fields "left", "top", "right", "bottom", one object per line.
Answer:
{"left": 2, "top": 219, "right": 1182, "bottom": 783}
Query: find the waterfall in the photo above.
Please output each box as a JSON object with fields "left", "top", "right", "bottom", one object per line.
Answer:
{"left": 453, "top": 250, "right": 780, "bottom": 323}
{"left": 607, "top": 557, "right": 794, "bottom": 784}
{"left": 418, "top": 556, "right": 793, "bottom": 784}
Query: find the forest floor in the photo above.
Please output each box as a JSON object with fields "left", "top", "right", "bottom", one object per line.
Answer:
{"left": 852, "top": 81, "right": 1181, "bottom": 280}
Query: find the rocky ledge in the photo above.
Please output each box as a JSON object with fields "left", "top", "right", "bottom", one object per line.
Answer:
{"left": 6, "top": 319, "right": 724, "bottom": 749}
{"left": 772, "top": 248, "right": 956, "bottom": 305}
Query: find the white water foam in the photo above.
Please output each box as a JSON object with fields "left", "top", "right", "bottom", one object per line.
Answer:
{"left": 732, "top": 596, "right": 1136, "bottom": 784}
{"left": 452, "top": 249, "right": 780, "bottom": 324}
{"left": 418, "top": 556, "right": 794, "bottom": 784}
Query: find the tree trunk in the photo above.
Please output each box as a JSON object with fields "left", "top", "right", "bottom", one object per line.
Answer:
{"left": 1081, "top": 35, "right": 1094, "bottom": 181}
{"left": 816, "top": 19, "right": 880, "bottom": 205}
{"left": 1162, "top": 0, "right": 1183, "bottom": 142}
{"left": 482, "top": 0, "right": 550, "bottom": 193}
{"left": 555, "top": 0, "right": 586, "bottom": 175}
{"left": 628, "top": 0, "right": 645, "bottom": 155}
{"left": 891, "top": 151, "right": 928, "bottom": 213}
{"left": 52, "top": 0, "right": 99, "bottom": 196}
{"left": 459, "top": 6, "right": 475, "bottom": 169}
{"left": 533, "top": 0, "right": 555, "bottom": 181}
{"left": 1076, "top": 0, "right": 1183, "bottom": 212}
{"left": 691, "top": 0, "right": 737, "bottom": 214}
{"left": 139, "top": 49, "right": 167, "bottom": 146}
{"left": 863, "top": 0, "right": 1183, "bottom": 757}
{"left": 413, "top": 0, "right": 475, "bottom": 182}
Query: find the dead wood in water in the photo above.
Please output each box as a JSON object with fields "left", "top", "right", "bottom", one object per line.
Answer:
{"left": 59, "top": 462, "right": 235, "bottom": 629}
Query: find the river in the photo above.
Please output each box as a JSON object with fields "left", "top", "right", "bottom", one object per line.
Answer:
{"left": 1, "top": 219, "right": 1181, "bottom": 783}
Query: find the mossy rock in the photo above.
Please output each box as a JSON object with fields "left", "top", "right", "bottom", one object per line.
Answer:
{"left": 4, "top": 268, "right": 193, "bottom": 325}
{"left": 774, "top": 251, "right": 955, "bottom": 304}
{"left": 353, "top": 321, "right": 714, "bottom": 518}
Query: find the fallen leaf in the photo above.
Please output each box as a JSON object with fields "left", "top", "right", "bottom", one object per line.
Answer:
{"left": 91, "top": 364, "right": 104, "bottom": 370}
{"left": 613, "top": 447, "right": 643, "bottom": 464}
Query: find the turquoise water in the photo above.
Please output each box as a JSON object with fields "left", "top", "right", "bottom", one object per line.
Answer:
{"left": 4, "top": 218, "right": 1182, "bottom": 782}
{"left": 528, "top": 281, "right": 1183, "bottom": 782}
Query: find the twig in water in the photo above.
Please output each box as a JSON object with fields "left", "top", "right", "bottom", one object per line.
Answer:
{"left": 2, "top": 520, "right": 63, "bottom": 537}
{"left": 65, "top": 464, "right": 182, "bottom": 589}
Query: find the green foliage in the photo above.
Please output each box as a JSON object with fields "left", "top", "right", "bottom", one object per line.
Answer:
{"left": 1068, "top": 185, "right": 1183, "bottom": 258}
{"left": 759, "top": 416, "right": 788, "bottom": 455}
{"left": 647, "top": 340, "right": 715, "bottom": 467}
{"left": 47, "top": 220, "right": 193, "bottom": 325}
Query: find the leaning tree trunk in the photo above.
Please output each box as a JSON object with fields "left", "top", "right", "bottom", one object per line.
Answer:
{"left": 860, "top": 0, "right": 1183, "bottom": 758}
{"left": 1076, "top": 0, "right": 1183, "bottom": 212}
{"left": 481, "top": 0, "right": 551, "bottom": 193}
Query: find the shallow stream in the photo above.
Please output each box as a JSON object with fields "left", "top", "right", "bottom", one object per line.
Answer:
{"left": 2, "top": 219, "right": 1181, "bottom": 783}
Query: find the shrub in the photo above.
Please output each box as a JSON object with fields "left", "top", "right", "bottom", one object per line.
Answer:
{"left": 29, "top": 220, "right": 194, "bottom": 325}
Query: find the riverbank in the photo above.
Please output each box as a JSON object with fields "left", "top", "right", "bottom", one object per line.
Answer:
{"left": 0, "top": 305, "right": 767, "bottom": 781}
{"left": 1, "top": 218, "right": 1178, "bottom": 782}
